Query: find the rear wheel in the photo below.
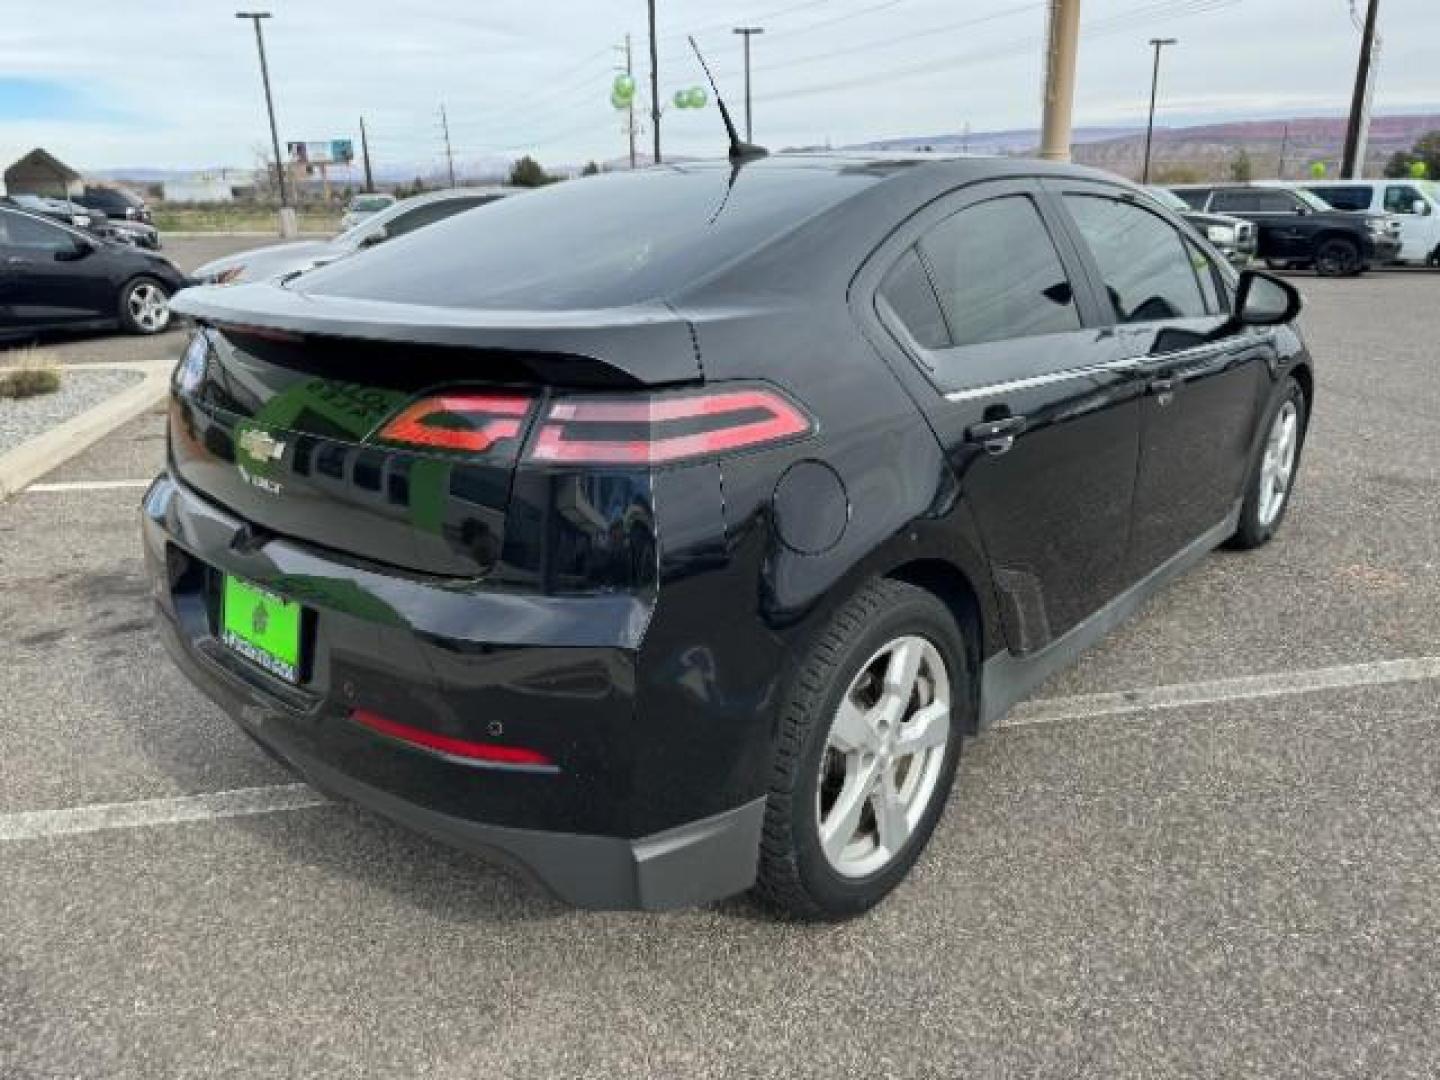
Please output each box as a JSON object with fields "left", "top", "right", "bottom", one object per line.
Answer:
{"left": 1313, "top": 238, "right": 1362, "bottom": 277}
{"left": 1229, "top": 377, "right": 1307, "bottom": 550}
{"left": 756, "top": 578, "right": 968, "bottom": 920}
{"left": 118, "top": 276, "right": 172, "bottom": 335}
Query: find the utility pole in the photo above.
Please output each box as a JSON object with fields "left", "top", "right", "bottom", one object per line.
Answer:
{"left": 1141, "top": 37, "right": 1176, "bottom": 184}
{"left": 235, "top": 11, "right": 295, "bottom": 236}
{"left": 359, "top": 115, "right": 375, "bottom": 192}
{"left": 439, "top": 104, "right": 457, "bottom": 187}
{"left": 732, "top": 26, "right": 764, "bottom": 143}
{"left": 617, "top": 35, "right": 637, "bottom": 169}
{"left": 1038, "top": 0, "right": 1081, "bottom": 162}
{"left": 648, "top": 0, "right": 661, "bottom": 164}
{"left": 1342, "top": 0, "right": 1380, "bottom": 178}
{"left": 1277, "top": 122, "right": 1289, "bottom": 179}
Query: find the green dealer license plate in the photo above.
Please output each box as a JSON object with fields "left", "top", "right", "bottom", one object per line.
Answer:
{"left": 221, "top": 575, "right": 303, "bottom": 683}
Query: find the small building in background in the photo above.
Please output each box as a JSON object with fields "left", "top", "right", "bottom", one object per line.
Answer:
{"left": 161, "top": 170, "right": 248, "bottom": 204}
{"left": 3, "top": 148, "right": 83, "bottom": 197}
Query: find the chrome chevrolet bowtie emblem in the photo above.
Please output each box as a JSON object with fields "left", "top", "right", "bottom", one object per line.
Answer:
{"left": 238, "top": 427, "right": 286, "bottom": 463}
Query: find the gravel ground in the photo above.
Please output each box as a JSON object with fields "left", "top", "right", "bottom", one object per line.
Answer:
{"left": 0, "top": 369, "right": 143, "bottom": 457}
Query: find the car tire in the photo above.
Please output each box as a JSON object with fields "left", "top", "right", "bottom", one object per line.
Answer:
{"left": 1313, "top": 238, "right": 1362, "bottom": 277}
{"left": 118, "top": 276, "right": 173, "bottom": 335}
{"left": 1228, "top": 376, "right": 1308, "bottom": 550}
{"left": 755, "top": 578, "right": 969, "bottom": 920}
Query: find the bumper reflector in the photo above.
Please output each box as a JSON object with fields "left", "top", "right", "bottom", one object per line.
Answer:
{"left": 350, "top": 708, "right": 554, "bottom": 769}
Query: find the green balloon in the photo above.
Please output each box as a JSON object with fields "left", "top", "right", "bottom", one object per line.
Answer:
{"left": 688, "top": 87, "right": 708, "bottom": 109}
{"left": 610, "top": 90, "right": 629, "bottom": 111}
{"left": 673, "top": 89, "right": 690, "bottom": 109}
{"left": 613, "top": 73, "right": 635, "bottom": 98}
{"left": 1309, "top": 161, "right": 1326, "bottom": 179}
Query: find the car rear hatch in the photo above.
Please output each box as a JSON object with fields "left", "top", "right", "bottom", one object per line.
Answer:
{"left": 168, "top": 284, "right": 702, "bottom": 578}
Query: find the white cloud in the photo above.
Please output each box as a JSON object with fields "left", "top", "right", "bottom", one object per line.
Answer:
{"left": 4, "top": 0, "right": 1436, "bottom": 171}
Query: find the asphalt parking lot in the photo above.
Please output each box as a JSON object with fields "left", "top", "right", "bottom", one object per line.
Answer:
{"left": 3, "top": 245, "right": 1438, "bottom": 1078}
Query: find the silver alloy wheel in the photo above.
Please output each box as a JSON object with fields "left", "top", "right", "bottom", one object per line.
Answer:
{"left": 816, "top": 635, "right": 952, "bottom": 878}
{"left": 1257, "top": 399, "right": 1299, "bottom": 527}
{"left": 128, "top": 282, "right": 170, "bottom": 333}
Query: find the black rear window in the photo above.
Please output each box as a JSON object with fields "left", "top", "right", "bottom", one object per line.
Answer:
{"left": 297, "top": 163, "right": 879, "bottom": 311}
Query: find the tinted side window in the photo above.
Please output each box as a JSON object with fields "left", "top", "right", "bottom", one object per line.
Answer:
{"left": 1210, "top": 190, "right": 1255, "bottom": 213}
{"left": 0, "top": 211, "right": 71, "bottom": 251}
{"left": 383, "top": 199, "right": 475, "bottom": 239}
{"left": 1252, "top": 191, "right": 1297, "bottom": 213}
{"left": 1311, "top": 186, "right": 1371, "bottom": 211}
{"left": 918, "top": 196, "right": 1080, "bottom": 348}
{"left": 1065, "top": 195, "right": 1207, "bottom": 323}
{"left": 1172, "top": 188, "right": 1210, "bottom": 210}
{"left": 877, "top": 247, "right": 949, "bottom": 349}
{"left": 1384, "top": 185, "right": 1424, "bottom": 214}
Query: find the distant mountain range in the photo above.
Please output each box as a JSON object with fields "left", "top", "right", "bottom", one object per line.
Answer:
{"left": 86, "top": 112, "right": 1440, "bottom": 188}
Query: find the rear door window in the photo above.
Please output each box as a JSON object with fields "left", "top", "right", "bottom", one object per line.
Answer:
{"left": 1310, "top": 185, "right": 1372, "bottom": 211}
{"left": 1064, "top": 195, "right": 1207, "bottom": 324}
{"left": 917, "top": 195, "right": 1081, "bottom": 348}
{"left": 877, "top": 247, "right": 949, "bottom": 349}
{"left": 0, "top": 210, "right": 72, "bottom": 252}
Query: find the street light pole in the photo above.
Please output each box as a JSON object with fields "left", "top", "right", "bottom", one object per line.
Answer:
{"left": 235, "top": 11, "right": 295, "bottom": 236}
{"left": 732, "top": 27, "right": 764, "bottom": 143}
{"left": 1142, "top": 37, "right": 1176, "bottom": 184}
{"left": 1039, "top": 0, "right": 1082, "bottom": 161}
{"left": 647, "top": 0, "right": 661, "bottom": 164}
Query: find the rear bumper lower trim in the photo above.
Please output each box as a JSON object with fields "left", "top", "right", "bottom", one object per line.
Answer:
{"left": 154, "top": 608, "right": 765, "bottom": 910}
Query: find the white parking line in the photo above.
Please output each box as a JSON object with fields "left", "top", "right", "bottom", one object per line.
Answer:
{"left": 4, "top": 657, "right": 1439, "bottom": 843}
{"left": 25, "top": 479, "right": 153, "bottom": 493}
{"left": 999, "top": 656, "right": 1440, "bottom": 728}
{"left": 0, "top": 784, "right": 329, "bottom": 842}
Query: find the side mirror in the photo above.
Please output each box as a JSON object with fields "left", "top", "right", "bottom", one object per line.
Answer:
{"left": 1234, "top": 269, "right": 1301, "bottom": 327}
{"left": 56, "top": 236, "right": 97, "bottom": 261}
{"left": 359, "top": 227, "right": 388, "bottom": 248}
{"left": 1413, "top": 199, "right": 1430, "bottom": 216}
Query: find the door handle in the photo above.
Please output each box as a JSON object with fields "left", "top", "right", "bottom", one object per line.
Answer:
{"left": 1149, "top": 376, "right": 1177, "bottom": 405}
{"left": 965, "top": 414, "right": 1027, "bottom": 456}
{"left": 4, "top": 256, "right": 25, "bottom": 266}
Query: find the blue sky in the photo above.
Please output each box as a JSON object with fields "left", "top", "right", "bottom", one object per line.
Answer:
{"left": 2, "top": 0, "right": 1436, "bottom": 174}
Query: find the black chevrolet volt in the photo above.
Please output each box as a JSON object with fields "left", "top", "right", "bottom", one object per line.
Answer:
{"left": 149, "top": 154, "right": 1311, "bottom": 918}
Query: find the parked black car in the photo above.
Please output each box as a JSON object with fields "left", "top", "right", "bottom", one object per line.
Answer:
{"left": 0, "top": 204, "right": 188, "bottom": 339}
{"left": 153, "top": 156, "right": 1312, "bottom": 917}
{"left": 1146, "top": 186, "right": 1257, "bottom": 266}
{"left": 3, "top": 194, "right": 161, "bottom": 251}
{"left": 72, "top": 184, "right": 153, "bottom": 225}
{"left": 1167, "top": 183, "right": 1399, "bottom": 275}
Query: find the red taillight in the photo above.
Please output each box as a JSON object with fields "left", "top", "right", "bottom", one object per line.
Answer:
{"left": 350, "top": 708, "right": 555, "bottom": 769}
{"left": 529, "top": 387, "right": 812, "bottom": 465}
{"left": 376, "top": 393, "right": 532, "bottom": 454}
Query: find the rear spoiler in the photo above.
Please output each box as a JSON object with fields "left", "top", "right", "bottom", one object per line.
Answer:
{"left": 170, "top": 281, "right": 703, "bottom": 386}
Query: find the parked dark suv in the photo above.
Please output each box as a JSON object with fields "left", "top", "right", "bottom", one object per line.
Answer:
{"left": 154, "top": 155, "right": 1313, "bottom": 918}
{"left": 1168, "top": 183, "right": 1400, "bottom": 275}
{"left": 73, "top": 185, "right": 153, "bottom": 225}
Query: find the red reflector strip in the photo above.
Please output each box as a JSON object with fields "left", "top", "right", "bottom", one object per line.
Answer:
{"left": 377, "top": 394, "right": 531, "bottom": 454}
{"left": 530, "top": 387, "right": 811, "bottom": 465}
{"left": 350, "top": 708, "right": 555, "bottom": 769}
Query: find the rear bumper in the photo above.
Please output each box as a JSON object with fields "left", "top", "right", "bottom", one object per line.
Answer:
{"left": 142, "top": 472, "right": 767, "bottom": 909}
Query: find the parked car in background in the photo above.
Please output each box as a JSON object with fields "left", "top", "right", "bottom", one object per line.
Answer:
{"left": 1146, "top": 186, "right": 1257, "bottom": 266}
{"left": 158, "top": 155, "right": 1312, "bottom": 917}
{"left": 1168, "top": 182, "right": 1400, "bottom": 275}
{"left": 339, "top": 192, "right": 397, "bottom": 231}
{"left": 191, "top": 187, "right": 511, "bottom": 285}
{"left": 4, "top": 193, "right": 103, "bottom": 233}
{"left": 1301, "top": 179, "right": 1440, "bottom": 267}
{"left": 0, "top": 204, "right": 188, "bottom": 340}
{"left": 73, "top": 184, "right": 153, "bottom": 225}
{"left": 3, "top": 194, "right": 162, "bottom": 251}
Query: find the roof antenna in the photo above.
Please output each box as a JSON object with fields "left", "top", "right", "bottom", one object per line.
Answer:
{"left": 688, "top": 35, "right": 768, "bottom": 162}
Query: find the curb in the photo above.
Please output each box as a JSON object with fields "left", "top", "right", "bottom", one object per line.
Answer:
{"left": 0, "top": 361, "right": 171, "bottom": 501}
